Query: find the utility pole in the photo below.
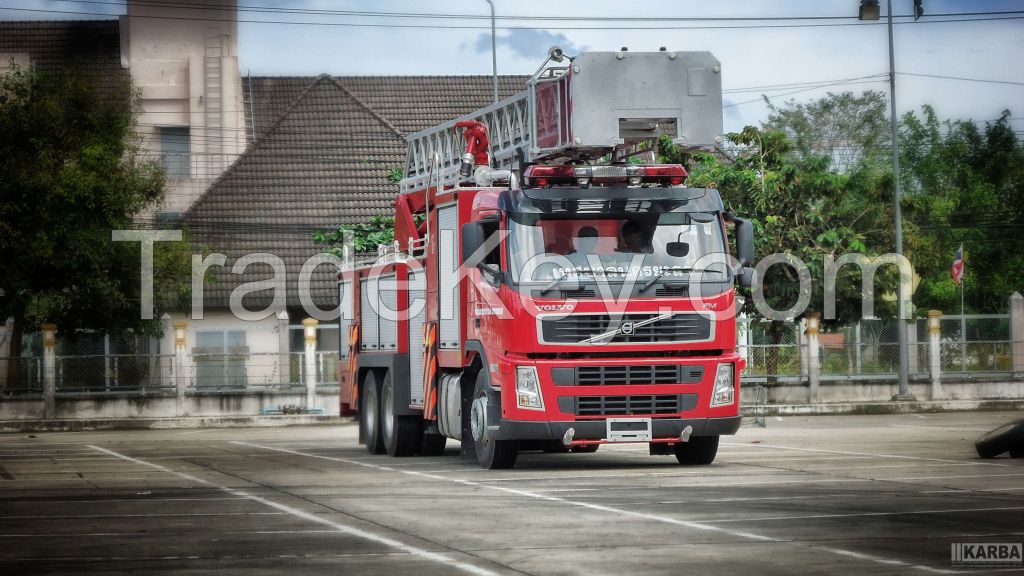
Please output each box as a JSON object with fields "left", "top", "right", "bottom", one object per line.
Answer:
{"left": 860, "top": 0, "right": 916, "bottom": 399}
{"left": 485, "top": 0, "right": 498, "bottom": 103}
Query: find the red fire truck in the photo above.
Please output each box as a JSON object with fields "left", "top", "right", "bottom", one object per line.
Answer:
{"left": 338, "top": 48, "right": 755, "bottom": 469}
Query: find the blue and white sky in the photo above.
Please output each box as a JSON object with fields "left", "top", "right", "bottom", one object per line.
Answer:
{"left": 3, "top": 0, "right": 1023, "bottom": 132}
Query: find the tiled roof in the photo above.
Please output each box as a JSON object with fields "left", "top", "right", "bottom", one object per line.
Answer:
{"left": 0, "top": 20, "right": 126, "bottom": 94}
{"left": 186, "top": 74, "right": 528, "bottom": 310}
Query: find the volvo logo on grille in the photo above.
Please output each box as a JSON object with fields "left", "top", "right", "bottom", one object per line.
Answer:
{"left": 620, "top": 322, "right": 635, "bottom": 335}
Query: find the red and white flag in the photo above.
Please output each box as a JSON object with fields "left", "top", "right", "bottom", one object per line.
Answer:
{"left": 951, "top": 243, "right": 965, "bottom": 285}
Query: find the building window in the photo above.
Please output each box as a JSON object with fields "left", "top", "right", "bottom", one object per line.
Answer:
{"left": 193, "top": 330, "right": 247, "bottom": 388}
{"left": 160, "top": 126, "right": 190, "bottom": 179}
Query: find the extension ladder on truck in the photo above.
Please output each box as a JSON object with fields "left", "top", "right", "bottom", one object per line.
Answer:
{"left": 399, "top": 49, "right": 724, "bottom": 194}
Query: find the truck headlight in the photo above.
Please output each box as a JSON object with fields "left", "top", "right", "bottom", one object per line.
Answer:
{"left": 515, "top": 366, "right": 544, "bottom": 410}
{"left": 710, "top": 363, "right": 735, "bottom": 407}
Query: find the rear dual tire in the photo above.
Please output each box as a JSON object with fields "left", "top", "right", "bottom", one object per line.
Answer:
{"left": 381, "top": 371, "right": 421, "bottom": 457}
{"left": 361, "top": 371, "right": 386, "bottom": 455}
{"left": 362, "top": 371, "right": 424, "bottom": 457}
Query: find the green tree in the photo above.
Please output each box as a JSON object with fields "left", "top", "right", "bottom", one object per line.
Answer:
{"left": 763, "top": 90, "right": 889, "bottom": 172}
{"left": 671, "top": 127, "right": 895, "bottom": 377}
{"left": 901, "top": 107, "right": 1024, "bottom": 314}
{"left": 0, "top": 64, "right": 187, "bottom": 381}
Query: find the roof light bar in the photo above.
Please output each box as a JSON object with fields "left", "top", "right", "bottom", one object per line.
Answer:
{"left": 523, "top": 164, "right": 688, "bottom": 188}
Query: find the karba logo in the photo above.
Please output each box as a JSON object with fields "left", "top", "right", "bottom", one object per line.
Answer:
{"left": 961, "top": 545, "right": 1022, "bottom": 560}
{"left": 536, "top": 303, "right": 575, "bottom": 312}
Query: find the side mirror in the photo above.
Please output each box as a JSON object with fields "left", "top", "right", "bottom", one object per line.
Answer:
{"left": 461, "top": 221, "right": 485, "bottom": 263}
{"left": 735, "top": 218, "right": 755, "bottom": 267}
{"left": 738, "top": 266, "right": 756, "bottom": 289}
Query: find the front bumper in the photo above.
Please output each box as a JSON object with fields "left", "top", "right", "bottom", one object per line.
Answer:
{"left": 490, "top": 416, "right": 742, "bottom": 442}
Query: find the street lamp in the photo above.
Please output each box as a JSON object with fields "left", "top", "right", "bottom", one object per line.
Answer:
{"left": 860, "top": 0, "right": 919, "bottom": 400}
{"left": 485, "top": 0, "right": 498, "bottom": 103}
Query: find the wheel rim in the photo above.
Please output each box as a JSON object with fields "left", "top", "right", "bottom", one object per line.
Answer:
{"left": 470, "top": 396, "right": 487, "bottom": 442}
{"left": 364, "top": 384, "right": 377, "bottom": 437}
{"left": 382, "top": 384, "right": 394, "bottom": 442}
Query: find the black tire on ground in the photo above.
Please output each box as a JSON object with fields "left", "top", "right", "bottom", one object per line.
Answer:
{"left": 361, "top": 371, "right": 386, "bottom": 455}
{"left": 571, "top": 444, "right": 599, "bottom": 453}
{"left": 381, "top": 371, "right": 422, "bottom": 457}
{"left": 420, "top": 432, "right": 447, "bottom": 456}
{"left": 1010, "top": 448, "right": 1024, "bottom": 458}
{"left": 674, "top": 435, "right": 719, "bottom": 465}
{"left": 473, "top": 370, "right": 517, "bottom": 469}
{"left": 975, "top": 419, "right": 1024, "bottom": 459}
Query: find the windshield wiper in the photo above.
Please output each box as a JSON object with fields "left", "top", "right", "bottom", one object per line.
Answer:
{"left": 639, "top": 267, "right": 691, "bottom": 293}
{"left": 539, "top": 275, "right": 565, "bottom": 296}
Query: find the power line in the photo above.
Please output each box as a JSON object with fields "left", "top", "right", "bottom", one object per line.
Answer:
{"left": 723, "top": 77, "right": 889, "bottom": 108}
{"left": 898, "top": 72, "right": 1024, "bottom": 87}
{"left": 39, "top": 0, "right": 1024, "bottom": 23}
{"left": 3, "top": 5, "right": 1024, "bottom": 30}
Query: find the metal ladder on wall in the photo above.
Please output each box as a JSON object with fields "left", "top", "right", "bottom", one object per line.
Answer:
{"left": 204, "top": 26, "right": 224, "bottom": 175}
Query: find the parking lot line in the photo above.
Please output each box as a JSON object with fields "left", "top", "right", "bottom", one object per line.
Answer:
{"left": 86, "top": 445, "right": 502, "bottom": 576}
{"left": 695, "top": 505, "right": 1024, "bottom": 524}
{"left": 232, "top": 441, "right": 962, "bottom": 574}
{"left": 721, "top": 442, "right": 1015, "bottom": 467}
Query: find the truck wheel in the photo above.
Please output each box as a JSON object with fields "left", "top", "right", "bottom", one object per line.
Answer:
{"left": 472, "top": 370, "right": 517, "bottom": 469}
{"left": 975, "top": 419, "right": 1024, "bottom": 459}
{"left": 361, "top": 371, "right": 385, "bottom": 455}
{"left": 674, "top": 435, "right": 719, "bottom": 465}
{"left": 381, "top": 371, "right": 421, "bottom": 457}
{"left": 420, "top": 432, "right": 447, "bottom": 456}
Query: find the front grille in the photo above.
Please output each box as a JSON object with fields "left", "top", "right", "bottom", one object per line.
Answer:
{"left": 558, "top": 394, "right": 695, "bottom": 416}
{"left": 561, "top": 289, "right": 596, "bottom": 298}
{"left": 540, "top": 312, "right": 712, "bottom": 344}
{"left": 574, "top": 364, "right": 703, "bottom": 385}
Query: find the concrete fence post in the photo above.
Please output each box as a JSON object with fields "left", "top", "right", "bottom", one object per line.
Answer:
{"left": 303, "top": 318, "right": 318, "bottom": 412}
{"left": 277, "top": 310, "right": 290, "bottom": 386}
{"left": 1011, "top": 292, "right": 1024, "bottom": 381}
{"left": 928, "top": 310, "right": 943, "bottom": 399}
{"left": 42, "top": 323, "right": 57, "bottom": 419}
{"left": 172, "top": 320, "right": 188, "bottom": 417}
{"left": 805, "top": 313, "right": 821, "bottom": 404}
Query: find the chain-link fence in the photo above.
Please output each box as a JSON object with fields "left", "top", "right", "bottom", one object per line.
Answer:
{"left": 936, "top": 315, "right": 1012, "bottom": 374}
{"left": 316, "top": 351, "right": 340, "bottom": 386}
{"left": 192, "top": 352, "right": 302, "bottom": 391}
{"left": 0, "top": 357, "right": 44, "bottom": 396}
{"left": 56, "top": 354, "right": 175, "bottom": 394}
{"left": 739, "top": 320, "right": 804, "bottom": 381}
{"left": 740, "top": 313, "right": 1017, "bottom": 384}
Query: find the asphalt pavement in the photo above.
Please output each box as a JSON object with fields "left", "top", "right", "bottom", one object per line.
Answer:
{"left": 1, "top": 411, "right": 1022, "bottom": 575}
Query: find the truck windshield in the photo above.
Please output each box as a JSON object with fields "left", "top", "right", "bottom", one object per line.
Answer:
{"left": 506, "top": 211, "right": 729, "bottom": 286}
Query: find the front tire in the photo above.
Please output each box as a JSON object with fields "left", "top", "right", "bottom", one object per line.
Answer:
{"left": 674, "top": 435, "right": 719, "bottom": 465}
{"left": 472, "top": 370, "right": 517, "bottom": 469}
{"left": 361, "top": 371, "right": 385, "bottom": 455}
{"left": 381, "top": 371, "right": 421, "bottom": 457}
